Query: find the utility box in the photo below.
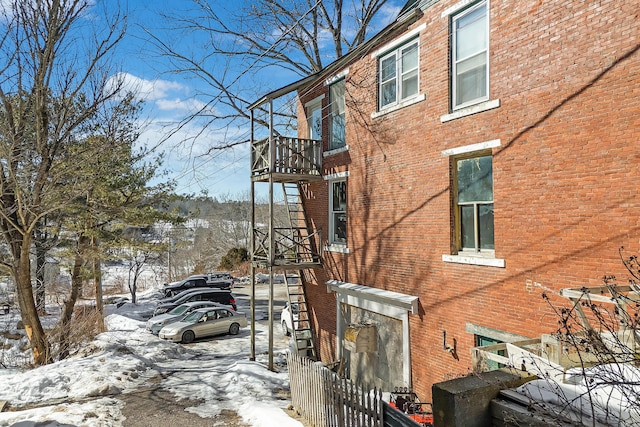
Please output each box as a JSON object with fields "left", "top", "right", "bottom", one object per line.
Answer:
{"left": 432, "top": 370, "right": 533, "bottom": 427}
{"left": 344, "top": 323, "right": 377, "bottom": 353}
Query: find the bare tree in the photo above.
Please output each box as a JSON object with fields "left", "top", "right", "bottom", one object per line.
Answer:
{"left": 511, "top": 249, "right": 640, "bottom": 426}
{"left": 146, "top": 0, "right": 395, "bottom": 149}
{"left": 0, "top": 0, "right": 127, "bottom": 365}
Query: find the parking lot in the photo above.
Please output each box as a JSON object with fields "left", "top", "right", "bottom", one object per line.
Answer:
{"left": 230, "top": 278, "right": 291, "bottom": 352}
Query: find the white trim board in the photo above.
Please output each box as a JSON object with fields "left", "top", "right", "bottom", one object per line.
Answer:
{"left": 326, "top": 280, "right": 419, "bottom": 314}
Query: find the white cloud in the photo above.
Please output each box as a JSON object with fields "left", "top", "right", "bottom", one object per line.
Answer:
{"left": 155, "top": 97, "right": 210, "bottom": 114}
{"left": 108, "top": 72, "right": 218, "bottom": 119}
{"left": 113, "top": 72, "right": 188, "bottom": 101}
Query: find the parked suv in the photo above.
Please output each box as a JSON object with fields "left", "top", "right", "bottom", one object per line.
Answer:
{"left": 162, "top": 273, "right": 233, "bottom": 297}
{"left": 154, "top": 289, "right": 237, "bottom": 316}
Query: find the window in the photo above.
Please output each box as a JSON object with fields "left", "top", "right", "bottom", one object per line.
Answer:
{"left": 329, "top": 79, "right": 345, "bottom": 150}
{"left": 379, "top": 40, "right": 419, "bottom": 110}
{"left": 307, "top": 101, "right": 322, "bottom": 140}
{"left": 475, "top": 335, "right": 505, "bottom": 370}
{"left": 454, "top": 154, "right": 493, "bottom": 252}
{"left": 452, "top": 1, "right": 488, "bottom": 110}
{"left": 329, "top": 179, "right": 347, "bottom": 245}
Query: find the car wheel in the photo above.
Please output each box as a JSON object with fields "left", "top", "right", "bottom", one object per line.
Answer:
{"left": 281, "top": 321, "right": 290, "bottom": 336}
{"left": 229, "top": 322, "right": 240, "bottom": 335}
{"left": 181, "top": 330, "right": 195, "bottom": 344}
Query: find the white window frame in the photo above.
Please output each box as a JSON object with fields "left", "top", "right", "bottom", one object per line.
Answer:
{"left": 329, "top": 79, "right": 346, "bottom": 150}
{"left": 305, "top": 95, "right": 324, "bottom": 140}
{"left": 324, "top": 172, "right": 349, "bottom": 252}
{"left": 378, "top": 39, "right": 420, "bottom": 110}
{"left": 329, "top": 178, "right": 347, "bottom": 246}
{"left": 451, "top": 0, "right": 489, "bottom": 110}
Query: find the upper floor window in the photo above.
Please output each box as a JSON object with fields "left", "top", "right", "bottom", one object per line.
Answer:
{"left": 329, "top": 79, "right": 345, "bottom": 150}
{"left": 452, "top": 1, "right": 489, "bottom": 110}
{"left": 455, "top": 154, "right": 493, "bottom": 252}
{"left": 379, "top": 40, "right": 419, "bottom": 110}
{"left": 329, "top": 179, "right": 347, "bottom": 245}
{"left": 306, "top": 99, "right": 322, "bottom": 140}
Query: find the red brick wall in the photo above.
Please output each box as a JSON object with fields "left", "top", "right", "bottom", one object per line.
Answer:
{"left": 297, "top": 0, "right": 640, "bottom": 399}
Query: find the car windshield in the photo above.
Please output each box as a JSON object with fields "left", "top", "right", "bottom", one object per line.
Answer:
{"left": 169, "top": 304, "right": 190, "bottom": 315}
{"left": 182, "top": 311, "right": 203, "bottom": 323}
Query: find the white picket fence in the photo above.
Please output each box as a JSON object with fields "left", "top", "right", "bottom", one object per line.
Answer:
{"left": 287, "top": 352, "right": 384, "bottom": 427}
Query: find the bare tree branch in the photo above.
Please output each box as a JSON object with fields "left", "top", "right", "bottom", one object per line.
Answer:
{"left": 146, "top": 0, "right": 394, "bottom": 151}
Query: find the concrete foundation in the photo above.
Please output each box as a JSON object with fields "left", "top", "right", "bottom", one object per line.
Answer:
{"left": 432, "top": 370, "right": 533, "bottom": 427}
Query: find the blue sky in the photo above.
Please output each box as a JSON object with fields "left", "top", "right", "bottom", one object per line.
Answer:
{"left": 107, "top": 0, "right": 404, "bottom": 200}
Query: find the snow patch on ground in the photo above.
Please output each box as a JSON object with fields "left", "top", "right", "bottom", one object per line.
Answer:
{"left": 0, "top": 285, "right": 302, "bottom": 427}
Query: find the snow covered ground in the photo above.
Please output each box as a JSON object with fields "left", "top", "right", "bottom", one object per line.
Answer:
{"left": 0, "top": 278, "right": 302, "bottom": 427}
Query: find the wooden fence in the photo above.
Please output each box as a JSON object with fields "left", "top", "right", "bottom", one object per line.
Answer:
{"left": 287, "top": 352, "right": 384, "bottom": 427}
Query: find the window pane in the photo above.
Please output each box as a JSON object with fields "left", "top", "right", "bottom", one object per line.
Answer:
{"left": 330, "top": 114, "right": 345, "bottom": 149}
{"left": 381, "top": 80, "right": 396, "bottom": 107}
{"left": 332, "top": 180, "right": 346, "bottom": 211}
{"left": 331, "top": 180, "right": 347, "bottom": 244}
{"left": 381, "top": 55, "right": 396, "bottom": 81}
{"left": 402, "top": 70, "right": 418, "bottom": 99}
{"left": 308, "top": 106, "right": 322, "bottom": 140}
{"left": 460, "top": 205, "right": 475, "bottom": 249}
{"left": 401, "top": 43, "right": 418, "bottom": 72}
{"left": 330, "top": 80, "right": 345, "bottom": 114}
{"left": 330, "top": 80, "right": 346, "bottom": 149}
{"left": 455, "top": 5, "right": 487, "bottom": 60}
{"left": 333, "top": 212, "right": 347, "bottom": 243}
{"left": 456, "top": 53, "right": 487, "bottom": 106}
{"left": 457, "top": 155, "right": 493, "bottom": 203}
{"left": 478, "top": 203, "right": 494, "bottom": 250}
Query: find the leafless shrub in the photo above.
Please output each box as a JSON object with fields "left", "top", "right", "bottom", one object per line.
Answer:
{"left": 46, "top": 306, "right": 105, "bottom": 361}
{"left": 519, "top": 249, "right": 640, "bottom": 426}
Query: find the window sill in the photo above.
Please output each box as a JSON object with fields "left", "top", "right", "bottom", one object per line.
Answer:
{"left": 324, "top": 244, "right": 350, "bottom": 254}
{"left": 372, "top": 93, "right": 426, "bottom": 119}
{"left": 440, "top": 99, "right": 500, "bottom": 123}
{"left": 323, "top": 145, "right": 349, "bottom": 158}
{"left": 442, "top": 253, "right": 505, "bottom": 268}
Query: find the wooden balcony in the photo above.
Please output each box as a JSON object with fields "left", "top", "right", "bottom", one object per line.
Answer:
{"left": 252, "top": 227, "right": 322, "bottom": 270}
{"left": 251, "top": 136, "right": 323, "bottom": 183}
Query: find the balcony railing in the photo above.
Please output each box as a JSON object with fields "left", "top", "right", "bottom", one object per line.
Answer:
{"left": 252, "top": 227, "right": 322, "bottom": 267}
{"left": 251, "top": 136, "right": 322, "bottom": 179}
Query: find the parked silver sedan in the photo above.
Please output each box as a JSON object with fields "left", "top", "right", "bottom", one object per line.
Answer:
{"left": 158, "top": 307, "right": 247, "bottom": 344}
{"left": 146, "top": 301, "right": 223, "bottom": 335}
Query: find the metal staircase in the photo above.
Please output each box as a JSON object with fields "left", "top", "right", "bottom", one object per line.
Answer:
{"left": 281, "top": 182, "right": 318, "bottom": 359}
{"left": 285, "top": 271, "right": 317, "bottom": 360}
{"left": 247, "top": 109, "right": 323, "bottom": 368}
{"left": 280, "top": 182, "right": 321, "bottom": 266}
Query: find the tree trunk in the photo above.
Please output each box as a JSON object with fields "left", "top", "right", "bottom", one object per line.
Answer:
{"left": 13, "top": 237, "right": 50, "bottom": 365}
{"left": 34, "top": 241, "right": 47, "bottom": 314}
{"left": 129, "top": 279, "right": 137, "bottom": 305}
{"left": 59, "top": 234, "right": 89, "bottom": 360}
{"left": 93, "top": 236, "right": 104, "bottom": 331}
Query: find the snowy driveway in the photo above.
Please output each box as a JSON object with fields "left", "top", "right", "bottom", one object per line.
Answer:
{"left": 0, "top": 282, "right": 301, "bottom": 427}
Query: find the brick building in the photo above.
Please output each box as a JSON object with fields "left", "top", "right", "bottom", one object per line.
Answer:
{"left": 249, "top": 0, "right": 640, "bottom": 400}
